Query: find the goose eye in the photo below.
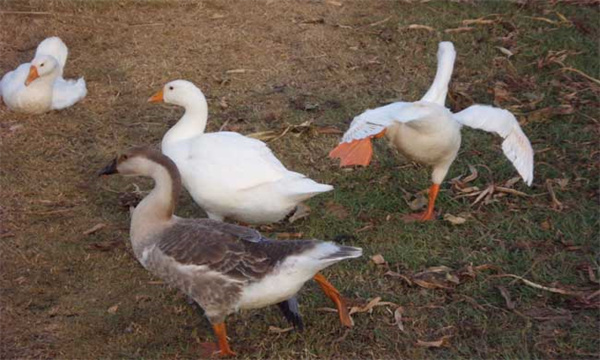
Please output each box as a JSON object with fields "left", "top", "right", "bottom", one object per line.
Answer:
{"left": 40, "top": 63, "right": 45, "bottom": 67}
{"left": 120, "top": 154, "right": 129, "bottom": 161}
{"left": 169, "top": 86, "right": 174, "bottom": 90}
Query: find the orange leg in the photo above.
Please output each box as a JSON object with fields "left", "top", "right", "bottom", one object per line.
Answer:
{"left": 402, "top": 184, "right": 440, "bottom": 222}
{"left": 420, "top": 183, "right": 440, "bottom": 221}
{"left": 313, "top": 273, "right": 353, "bottom": 327}
{"left": 212, "top": 323, "right": 237, "bottom": 357}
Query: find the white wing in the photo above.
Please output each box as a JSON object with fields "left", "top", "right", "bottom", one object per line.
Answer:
{"left": 340, "top": 101, "right": 448, "bottom": 143}
{"left": 453, "top": 105, "right": 534, "bottom": 186}
{"left": 0, "top": 63, "right": 30, "bottom": 101}
{"left": 51, "top": 77, "right": 87, "bottom": 110}
{"left": 35, "top": 37, "right": 68, "bottom": 70}
{"left": 341, "top": 102, "right": 411, "bottom": 143}
{"left": 420, "top": 41, "right": 456, "bottom": 106}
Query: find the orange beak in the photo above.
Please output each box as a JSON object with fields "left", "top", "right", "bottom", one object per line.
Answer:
{"left": 25, "top": 66, "right": 39, "bottom": 86}
{"left": 148, "top": 89, "right": 164, "bottom": 103}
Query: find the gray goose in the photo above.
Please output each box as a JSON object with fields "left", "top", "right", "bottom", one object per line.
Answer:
{"left": 99, "top": 147, "right": 362, "bottom": 356}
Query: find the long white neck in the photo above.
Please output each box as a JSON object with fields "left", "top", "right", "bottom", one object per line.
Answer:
{"left": 161, "top": 93, "right": 209, "bottom": 148}
{"left": 420, "top": 42, "right": 457, "bottom": 106}
{"left": 130, "top": 163, "right": 179, "bottom": 258}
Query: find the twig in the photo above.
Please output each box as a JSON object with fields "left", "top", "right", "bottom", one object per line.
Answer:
{"left": 561, "top": 66, "right": 600, "bottom": 86}
{"left": 0, "top": 11, "right": 52, "bottom": 15}
{"left": 492, "top": 274, "right": 583, "bottom": 297}
{"left": 545, "top": 179, "right": 564, "bottom": 211}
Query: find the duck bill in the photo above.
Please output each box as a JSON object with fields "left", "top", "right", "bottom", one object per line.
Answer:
{"left": 148, "top": 89, "right": 164, "bottom": 103}
{"left": 98, "top": 158, "right": 118, "bottom": 176}
{"left": 25, "top": 66, "right": 39, "bottom": 86}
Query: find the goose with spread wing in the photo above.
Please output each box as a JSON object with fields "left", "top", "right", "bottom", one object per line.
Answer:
{"left": 99, "top": 147, "right": 362, "bottom": 357}
{"left": 330, "top": 42, "right": 534, "bottom": 221}
{"left": 1, "top": 37, "right": 86, "bottom": 114}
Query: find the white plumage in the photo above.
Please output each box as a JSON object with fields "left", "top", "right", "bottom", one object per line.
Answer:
{"left": 151, "top": 80, "right": 333, "bottom": 224}
{"left": 1, "top": 37, "right": 87, "bottom": 114}
{"left": 331, "top": 41, "right": 534, "bottom": 221}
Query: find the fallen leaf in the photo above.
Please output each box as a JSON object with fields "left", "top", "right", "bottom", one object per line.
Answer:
{"left": 225, "top": 68, "right": 252, "bottom": 74}
{"left": 406, "top": 193, "right": 427, "bottom": 211}
{"left": 83, "top": 223, "right": 106, "bottom": 235}
{"left": 394, "top": 306, "right": 405, "bottom": 332}
{"left": 444, "top": 26, "right": 473, "bottom": 33}
{"left": 268, "top": 326, "right": 294, "bottom": 334}
{"left": 416, "top": 336, "right": 451, "bottom": 348}
{"left": 315, "top": 126, "right": 343, "bottom": 135}
{"left": 325, "top": 201, "right": 349, "bottom": 219}
{"left": 326, "top": 0, "right": 343, "bottom": 6}
{"left": 288, "top": 203, "right": 311, "bottom": 223}
{"left": 107, "top": 305, "right": 119, "bottom": 314}
{"left": 406, "top": 24, "right": 435, "bottom": 32}
{"left": 371, "top": 254, "right": 387, "bottom": 265}
{"left": 496, "top": 46, "right": 514, "bottom": 57}
{"left": 497, "top": 286, "right": 516, "bottom": 309}
{"left": 443, "top": 213, "right": 467, "bottom": 225}
{"left": 349, "top": 297, "right": 397, "bottom": 315}
{"left": 462, "top": 18, "right": 496, "bottom": 25}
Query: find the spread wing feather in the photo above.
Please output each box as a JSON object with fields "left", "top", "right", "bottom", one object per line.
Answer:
{"left": 452, "top": 105, "right": 534, "bottom": 186}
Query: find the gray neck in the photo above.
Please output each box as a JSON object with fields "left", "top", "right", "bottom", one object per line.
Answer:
{"left": 130, "top": 159, "right": 182, "bottom": 258}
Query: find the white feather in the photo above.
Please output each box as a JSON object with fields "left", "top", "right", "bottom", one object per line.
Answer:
{"left": 453, "top": 105, "right": 534, "bottom": 186}
{"left": 51, "top": 77, "right": 87, "bottom": 110}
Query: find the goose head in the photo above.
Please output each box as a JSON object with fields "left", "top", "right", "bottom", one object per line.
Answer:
{"left": 148, "top": 80, "right": 205, "bottom": 107}
{"left": 98, "top": 147, "right": 179, "bottom": 179}
{"left": 25, "top": 55, "right": 59, "bottom": 86}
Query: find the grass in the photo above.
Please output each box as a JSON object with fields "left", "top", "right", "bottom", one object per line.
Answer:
{"left": 1, "top": 0, "right": 598, "bottom": 359}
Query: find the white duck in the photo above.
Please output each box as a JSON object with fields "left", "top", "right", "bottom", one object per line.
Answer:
{"left": 98, "top": 147, "right": 362, "bottom": 356}
{"left": 330, "top": 42, "right": 534, "bottom": 221}
{"left": 148, "top": 80, "right": 333, "bottom": 224}
{"left": 0, "top": 37, "right": 87, "bottom": 114}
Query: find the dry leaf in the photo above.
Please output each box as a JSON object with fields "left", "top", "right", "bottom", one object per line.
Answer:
{"left": 326, "top": 0, "right": 343, "bottom": 5}
{"left": 268, "top": 326, "right": 294, "bottom": 334}
{"left": 315, "top": 126, "right": 343, "bottom": 135}
{"left": 497, "top": 286, "right": 516, "bottom": 309}
{"left": 83, "top": 223, "right": 106, "bottom": 235}
{"left": 443, "top": 213, "right": 467, "bottom": 225}
{"left": 462, "top": 18, "right": 496, "bottom": 25}
{"left": 394, "top": 306, "right": 405, "bottom": 332}
{"left": 416, "top": 336, "right": 451, "bottom": 348}
{"left": 349, "top": 297, "right": 397, "bottom": 315}
{"left": 371, "top": 254, "right": 387, "bottom": 265}
{"left": 325, "top": 201, "right": 349, "bottom": 219}
{"left": 444, "top": 26, "right": 473, "bottom": 33}
{"left": 406, "top": 24, "right": 435, "bottom": 32}
{"left": 496, "top": 46, "right": 514, "bottom": 57}
{"left": 288, "top": 203, "right": 311, "bottom": 223}
{"left": 107, "top": 305, "right": 119, "bottom": 314}
{"left": 407, "top": 193, "right": 427, "bottom": 211}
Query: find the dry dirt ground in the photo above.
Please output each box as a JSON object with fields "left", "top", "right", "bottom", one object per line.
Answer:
{"left": 1, "top": 1, "right": 598, "bottom": 359}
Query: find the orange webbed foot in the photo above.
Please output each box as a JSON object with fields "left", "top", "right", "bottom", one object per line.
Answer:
{"left": 313, "top": 273, "right": 354, "bottom": 327}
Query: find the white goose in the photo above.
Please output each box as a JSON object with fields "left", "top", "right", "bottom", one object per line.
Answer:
{"left": 99, "top": 147, "right": 362, "bottom": 356}
{"left": 330, "top": 42, "right": 534, "bottom": 221}
{"left": 148, "top": 80, "right": 333, "bottom": 224}
{"left": 0, "top": 37, "right": 87, "bottom": 114}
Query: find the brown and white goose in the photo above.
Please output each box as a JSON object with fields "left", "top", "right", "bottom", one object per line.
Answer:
{"left": 99, "top": 147, "right": 362, "bottom": 357}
